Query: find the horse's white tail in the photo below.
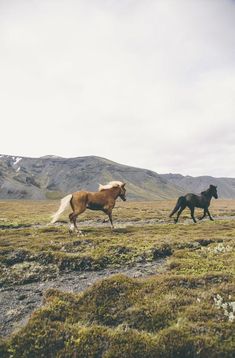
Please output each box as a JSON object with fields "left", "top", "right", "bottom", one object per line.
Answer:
{"left": 51, "top": 194, "right": 73, "bottom": 224}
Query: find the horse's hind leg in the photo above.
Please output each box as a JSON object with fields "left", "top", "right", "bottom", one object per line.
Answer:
{"left": 169, "top": 206, "right": 178, "bottom": 218}
{"left": 170, "top": 197, "right": 186, "bottom": 221}
{"left": 69, "top": 212, "right": 76, "bottom": 234}
{"left": 169, "top": 198, "right": 181, "bottom": 218}
{"left": 69, "top": 207, "right": 86, "bottom": 235}
{"left": 174, "top": 206, "right": 186, "bottom": 223}
{"left": 189, "top": 207, "right": 197, "bottom": 223}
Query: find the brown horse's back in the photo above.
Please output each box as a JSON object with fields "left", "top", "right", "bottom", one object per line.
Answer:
{"left": 87, "top": 191, "right": 114, "bottom": 205}
{"left": 71, "top": 190, "right": 113, "bottom": 211}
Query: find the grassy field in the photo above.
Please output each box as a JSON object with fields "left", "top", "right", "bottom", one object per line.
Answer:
{"left": 0, "top": 199, "right": 235, "bottom": 357}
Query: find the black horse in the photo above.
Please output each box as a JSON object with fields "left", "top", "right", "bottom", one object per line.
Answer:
{"left": 169, "top": 185, "right": 218, "bottom": 223}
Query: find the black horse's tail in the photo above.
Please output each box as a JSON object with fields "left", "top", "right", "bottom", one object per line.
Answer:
{"left": 169, "top": 196, "right": 186, "bottom": 217}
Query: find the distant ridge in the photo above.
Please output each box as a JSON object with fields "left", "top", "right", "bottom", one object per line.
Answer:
{"left": 40, "top": 155, "right": 63, "bottom": 159}
{"left": 0, "top": 154, "right": 234, "bottom": 200}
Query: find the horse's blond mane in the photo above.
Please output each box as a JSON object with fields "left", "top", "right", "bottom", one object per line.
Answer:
{"left": 98, "top": 181, "right": 124, "bottom": 191}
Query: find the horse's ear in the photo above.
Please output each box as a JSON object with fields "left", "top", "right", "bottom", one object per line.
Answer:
{"left": 122, "top": 183, "right": 126, "bottom": 187}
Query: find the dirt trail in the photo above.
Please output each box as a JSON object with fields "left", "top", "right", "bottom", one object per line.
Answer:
{"left": 0, "top": 259, "right": 165, "bottom": 338}
{"left": 1, "top": 215, "right": 234, "bottom": 231}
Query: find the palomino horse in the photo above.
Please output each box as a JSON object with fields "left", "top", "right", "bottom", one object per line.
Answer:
{"left": 51, "top": 181, "right": 126, "bottom": 233}
{"left": 169, "top": 184, "right": 218, "bottom": 223}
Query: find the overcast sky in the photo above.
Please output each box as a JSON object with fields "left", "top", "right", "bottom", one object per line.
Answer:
{"left": 0, "top": 0, "right": 234, "bottom": 177}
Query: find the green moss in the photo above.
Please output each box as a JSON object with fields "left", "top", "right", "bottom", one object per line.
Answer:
{"left": 7, "top": 320, "right": 72, "bottom": 358}
{"left": 4, "top": 270, "right": 235, "bottom": 356}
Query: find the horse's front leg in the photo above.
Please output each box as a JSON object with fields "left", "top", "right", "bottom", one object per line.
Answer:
{"left": 103, "top": 209, "right": 114, "bottom": 230}
{"left": 207, "top": 208, "right": 214, "bottom": 221}
{"left": 108, "top": 212, "right": 114, "bottom": 230}
{"left": 199, "top": 209, "right": 207, "bottom": 220}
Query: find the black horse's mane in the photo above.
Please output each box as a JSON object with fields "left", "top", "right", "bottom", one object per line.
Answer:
{"left": 201, "top": 186, "right": 216, "bottom": 196}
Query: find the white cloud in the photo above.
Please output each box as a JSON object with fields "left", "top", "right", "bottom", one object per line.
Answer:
{"left": 0, "top": 0, "right": 234, "bottom": 177}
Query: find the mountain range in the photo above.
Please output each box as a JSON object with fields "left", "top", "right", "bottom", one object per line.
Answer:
{"left": 0, "top": 154, "right": 234, "bottom": 200}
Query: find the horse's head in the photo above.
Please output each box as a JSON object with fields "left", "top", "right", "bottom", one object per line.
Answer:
{"left": 118, "top": 183, "right": 127, "bottom": 201}
{"left": 210, "top": 185, "right": 218, "bottom": 199}
{"left": 99, "top": 181, "right": 127, "bottom": 201}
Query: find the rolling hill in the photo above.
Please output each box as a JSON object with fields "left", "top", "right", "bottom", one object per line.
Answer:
{"left": 0, "top": 154, "right": 234, "bottom": 200}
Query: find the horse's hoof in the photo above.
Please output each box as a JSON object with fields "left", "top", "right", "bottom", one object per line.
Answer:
{"left": 77, "top": 230, "right": 85, "bottom": 236}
